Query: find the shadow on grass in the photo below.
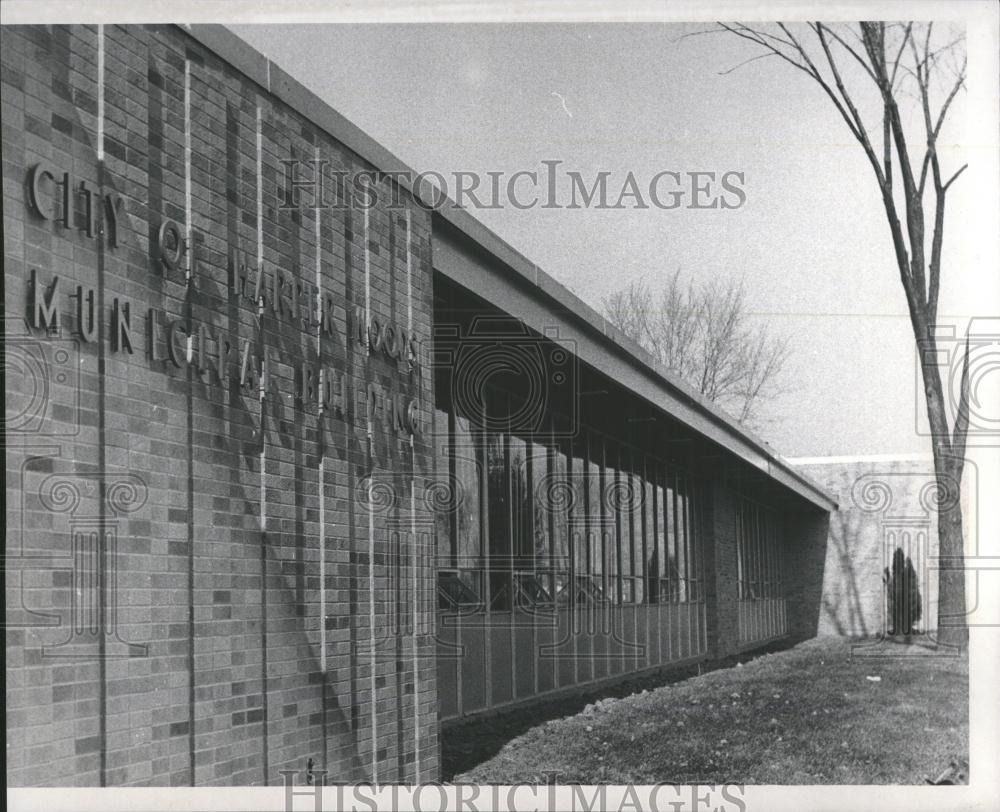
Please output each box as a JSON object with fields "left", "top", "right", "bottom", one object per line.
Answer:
{"left": 441, "top": 638, "right": 794, "bottom": 781}
{"left": 450, "top": 636, "right": 968, "bottom": 785}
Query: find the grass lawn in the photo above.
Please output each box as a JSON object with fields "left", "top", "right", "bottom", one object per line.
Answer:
{"left": 453, "top": 637, "right": 967, "bottom": 785}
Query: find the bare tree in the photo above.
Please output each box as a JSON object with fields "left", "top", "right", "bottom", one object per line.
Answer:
{"left": 603, "top": 270, "right": 790, "bottom": 427}
{"left": 710, "top": 21, "right": 969, "bottom": 647}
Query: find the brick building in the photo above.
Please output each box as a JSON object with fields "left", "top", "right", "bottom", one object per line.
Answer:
{"left": 4, "top": 24, "right": 840, "bottom": 786}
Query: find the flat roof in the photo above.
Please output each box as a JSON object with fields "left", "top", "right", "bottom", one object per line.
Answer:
{"left": 184, "top": 24, "right": 838, "bottom": 513}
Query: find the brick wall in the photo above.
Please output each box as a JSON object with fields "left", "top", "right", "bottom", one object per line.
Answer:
{"left": 782, "top": 509, "right": 830, "bottom": 643}
{"left": 704, "top": 481, "right": 740, "bottom": 659}
{"left": 4, "top": 23, "right": 437, "bottom": 786}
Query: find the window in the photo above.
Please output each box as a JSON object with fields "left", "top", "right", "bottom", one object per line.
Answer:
{"left": 629, "top": 465, "right": 644, "bottom": 604}
{"left": 684, "top": 478, "right": 700, "bottom": 600}
{"left": 570, "top": 435, "right": 589, "bottom": 600}
{"left": 587, "top": 432, "right": 605, "bottom": 601}
{"left": 551, "top": 436, "right": 571, "bottom": 602}
{"left": 486, "top": 426, "right": 511, "bottom": 610}
{"left": 692, "top": 483, "right": 704, "bottom": 600}
{"left": 432, "top": 384, "right": 486, "bottom": 611}
{"left": 438, "top": 571, "right": 481, "bottom": 610}
{"left": 529, "top": 437, "right": 553, "bottom": 602}
{"left": 453, "top": 411, "right": 483, "bottom": 601}
{"left": 604, "top": 442, "right": 620, "bottom": 604}
{"left": 644, "top": 457, "right": 657, "bottom": 603}
{"left": 614, "top": 449, "right": 639, "bottom": 605}
{"left": 660, "top": 468, "right": 673, "bottom": 601}
{"left": 656, "top": 465, "right": 669, "bottom": 602}
{"left": 509, "top": 431, "right": 531, "bottom": 566}
{"left": 431, "top": 320, "right": 709, "bottom": 613}
{"left": 737, "top": 498, "right": 783, "bottom": 601}
{"left": 433, "top": 407, "right": 452, "bottom": 567}
{"left": 514, "top": 571, "right": 552, "bottom": 608}
{"left": 675, "top": 476, "right": 688, "bottom": 603}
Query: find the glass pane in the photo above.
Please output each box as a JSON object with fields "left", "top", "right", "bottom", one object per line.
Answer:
{"left": 433, "top": 407, "right": 453, "bottom": 567}
{"left": 552, "top": 438, "right": 570, "bottom": 586}
{"left": 438, "top": 571, "right": 480, "bottom": 610}
{"left": 515, "top": 571, "right": 553, "bottom": 607}
{"left": 674, "top": 480, "right": 688, "bottom": 601}
{"left": 752, "top": 502, "right": 761, "bottom": 599}
{"left": 454, "top": 414, "right": 481, "bottom": 568}
{"left": 761, "top": 510, "right": 773, "bottom": 598}
{"left": 742, "top": 501, "right": 750, "bottom": 598}
{"left": 737, "top": 500, "right": 745, "bottom": 599}
{"left": 685, "top": 480, "right": 697, "bottom": 600}
{"left": 695, "top": 485, "right": 703, "bottom": 600}
{"left": 620, "top": 457, "right": 633, "bottom": 580}
{"left": 458, "top": 569, "right": 482, "bottom": 605}
{"left": 630, "top": 467, "right": 642, "bottom": 604}
{"left": 571, "top": 436, "right": 588, "bottom": 581}
{"left": 530, "top": 439, "right": 550, "bottom": 573}
{"left": 656, "top": 466, "right": 668, "bottom": 602}
{"left": 588, "top": 433, "right": 603, "bottom": 592}
{"left": 760, "top": 505, "right": 767, "bottom": 598}
{"left": 486, "top": 426, "right": 511, "bottom": 610}
{"left": 745, "top": 501, "right": 754, "bottom": 599}
{"left": 644, "top": 460, "right": 656, "bottom": 604}
{"left": 772, "top": 511, "right": 780, "bottom": 598}
{"left": 771, "top": 511, "right": 780, "bottom": 598}
{"left": 604, "top": 443, "right": 618, "bottom": 604}
{"left": 510, "top": 432, "right": 530, "bottom": 566}
{"left": 665, "top": 469, "right": 678, "bottom": 602}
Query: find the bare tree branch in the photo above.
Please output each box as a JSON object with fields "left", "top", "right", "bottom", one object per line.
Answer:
{"left": 603, "top": 272, "right": 788, "bottom": 427}
{"left": 888, "top": 22, "right": 914, "bottom": 89}
{"left": 812, "top": 22, "right": 878, "bottom": 84}
{"left": 943, "top": 163, "right": 968, "bottom": 191}
{"left": 718, "top": 52, "right": 778, "bottom": 76}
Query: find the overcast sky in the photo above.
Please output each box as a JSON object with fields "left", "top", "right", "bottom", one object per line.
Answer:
{"left": 230, "top": 22, "right": 977, "bottom": 458}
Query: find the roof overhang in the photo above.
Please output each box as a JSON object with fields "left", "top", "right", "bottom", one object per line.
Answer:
{"left": 185, "top": 24, "right": 838, "bottom": 514}
{"left": 433, "top": 222, "right": 838, "bottom": 513}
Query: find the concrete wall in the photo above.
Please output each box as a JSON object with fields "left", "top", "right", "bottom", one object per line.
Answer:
{"left": 791, "top": 458, "right": 941, "bottom": 639}
{"left": 4, "top": 23, "right": 437, "bottom": 786}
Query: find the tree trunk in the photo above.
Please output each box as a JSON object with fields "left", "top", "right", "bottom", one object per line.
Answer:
{"left": 935, "top": 462, "right": 968, "bottom": 649}
{"left": 920, "top": 350, "right": 968, "bottom": 649}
